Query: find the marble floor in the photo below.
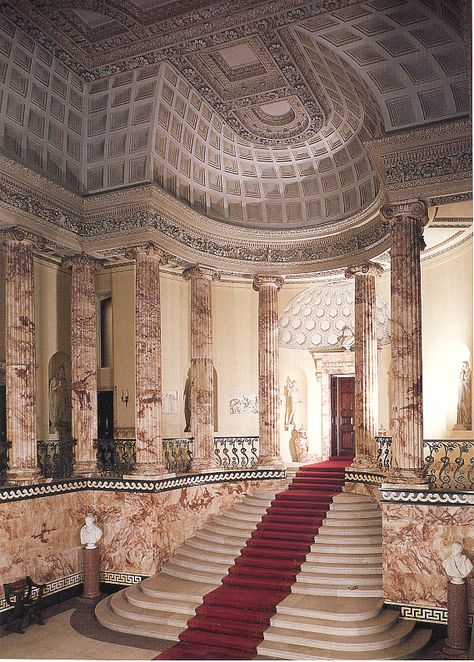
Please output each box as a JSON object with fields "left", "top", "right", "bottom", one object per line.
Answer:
{"left": 0, "top": 594, "right": 453, "bottom": 660}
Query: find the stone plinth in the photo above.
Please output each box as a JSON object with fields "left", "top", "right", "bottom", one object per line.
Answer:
{"left": 63, "top": 254, "right": 102, "bottom": 477}
{"left": 82, "top": 546, "right": 101, "bottom": 600}
{"left": 253, "top": 275, "right": 284, "bottom": 466}
{"left": 443, "top": 581, "right": 470, "bottom": 658}
{"left": 1, "top": 229, "right": 42, "bottom": 484}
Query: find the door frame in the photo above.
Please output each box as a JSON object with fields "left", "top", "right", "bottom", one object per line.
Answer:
{"left": 311, "top": 351, "right": 354, "bottom": 461}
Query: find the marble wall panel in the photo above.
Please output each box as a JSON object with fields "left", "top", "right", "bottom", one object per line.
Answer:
{"left": 0, "top": 479, "right": 272, "bottom": 598}
{"left": 383, "top": 503, "right": 474, "bottom": 610}
{"left": 344, "top": 481, "right": 381, "bottom": 503}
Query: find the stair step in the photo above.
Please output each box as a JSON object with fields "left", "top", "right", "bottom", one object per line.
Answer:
{"left": 292, "top": 582, "right": 383, "bottom": 598}
{"left": 110, "top": 590, "right": 189, "bottom": 628}
{"left": 319, "top": 525, "right": 382, "bottom": 536}
{"left": 178, "top": 542, "right": 238, "bottom": 565}
{"left": 170, "top": 553, "right": 231, "bottom": 575}
{"left": 301, "top": 561, "right": 381, "bottom": 575}
{"left": 307, "top": 547, "right": 382, "bottom": 559}
{"left": 162, "top": 560, "right": 223, "bottom": 584}
{"left": 195, "top": 527, "right": 249, "bottom": 545}
{"left": 257, "top": 626, "right": 432, "bottom": 660}
{"left": 95, "top": 595, "right": 183, "bottom": 642}
{"left": 125, "top": 584, "right": 198, "bottom": 615}
{"left": 313, "top": 533, "right": 382, "bottom": 545}
{"left": 276, "top": 594, "right": 383, "bottom": 621}
{"left": 184, "top": 535, "right": 243, "bottom": 557}
{"left": 296, "top": 572, "right": 382, "bottom": 586}
{"left": 332, "top": 493, "right": 374, "bottom": 503}
{"left": 140, "top": 574, "right": 218, "bottom": 601}
{"left": 270, "top": 607, "right": 400, "bottom": 635}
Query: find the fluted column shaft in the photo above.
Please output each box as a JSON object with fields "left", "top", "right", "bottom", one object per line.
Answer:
{"left": 184, "top": 266, "right": 220, "bottom": 471}
{"left": 345, "top": 262, "right": 382, "bottom": 469}
{"left": 2, "top": 230, "right": 40, "bottom": 483}
{"left": 128, "top": 244, "right": 166, "bottom": 476}
{"left": 63, "top": 254, "right": 101, "bottom": 476}
{"left": 253, "top": 275, "right": 284, "bottom": 466}
{"left": 382, "top": 201, "right": 428, "bottom": 485}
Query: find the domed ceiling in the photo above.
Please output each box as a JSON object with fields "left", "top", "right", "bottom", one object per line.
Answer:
{"left": 0, "top": 0, "right": 469, "bottom": 232}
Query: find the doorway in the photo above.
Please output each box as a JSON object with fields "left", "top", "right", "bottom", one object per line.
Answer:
{"left": 97, "top": 390, "right": 114, "bottom": 439}
{"left": 330, "top": 375, "right": 355, "bottom": 457}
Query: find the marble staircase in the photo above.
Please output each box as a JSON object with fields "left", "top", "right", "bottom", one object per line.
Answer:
{"left": 95, "top": 489, "right": 277, "bottom": 641}
{"left": 258, "top": 492, "right": 432, "bottom": 659}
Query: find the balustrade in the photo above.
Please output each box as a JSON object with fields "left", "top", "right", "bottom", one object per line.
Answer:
{"left": 214, "top": 436, "right": 259, "bottom": 469}
{"left": 94, "top": 439, "right": 136, "bottom": 478}
{"left": 163, "top": 438, "right": 193, "bottom": 474}
{"left": 0, "top": 439, "right": 11, "bottom": 484}
{"left": 37, "top": 440, "right": 76, "bottom": 480}
{"left": 376, "top": 436, "right": 474, "bottom": 491}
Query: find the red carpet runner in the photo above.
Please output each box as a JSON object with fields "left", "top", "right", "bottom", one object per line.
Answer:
{"left": 156, "top": 456, "right": 352, "bottom": 660}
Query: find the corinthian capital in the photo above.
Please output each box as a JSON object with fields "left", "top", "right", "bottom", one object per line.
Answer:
{"left": 124, "top": 242, "right": 166, "bottom": 263}
{"left": 252, "top": 274, "right": 284, "bottom": 292}
{"left": 345, "top": 261, "right": 384, "bottom": 279}
{"left": 62, "top": 253, "right": 103, "bottom": 272}
{"left": 380, "top": 200, "right": 428, "bottom": 225}
{"left": 0, "top": 227, "right": 45, "bottom": 249}
{"left": 182, "top": 265, "right": 221, "bottom": 282}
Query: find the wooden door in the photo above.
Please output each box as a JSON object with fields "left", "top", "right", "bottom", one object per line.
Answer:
{"left": 330, "top": 376, "right": 355, "bottom": 457}
{"left": 97, "top": 390, "right": 114, "bottom": 439}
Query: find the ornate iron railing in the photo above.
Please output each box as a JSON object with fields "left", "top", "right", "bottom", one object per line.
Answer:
{"left": 376, "top": 436, "right": 392, "bottom": 470}
{"left": 423, "top": 439, "right": 474, "bottom": 491}
{"left": 375, "top": 436, "right": 474, "bottom": 491}
{"left": 94, "top": 438, "right": 136, "bottom": 477}
{"left": 37, "top": 439, "right": 76, "bottom": 479}
{"left": 0, "top": 439, "right": 11, "bottom": 484}
{"left": 163, "top": 438, "right": 193, "bottom": 474}
{"left": 214, "top": 436, "right": 259, "bottom": 469}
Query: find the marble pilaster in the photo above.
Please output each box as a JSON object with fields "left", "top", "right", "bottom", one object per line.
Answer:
{"left": 62, "top": 254, "right": 102, "bottom": 476}
{"left": 1, "top": 229, "right": 42, "bottom": 484}
{"left": 126, "top": 243, "right": 167, "bottom": 477}
{"left": 345, "top": 262, "right": 383, "bottom": 470}
{"left": 183, "top": 266, "right": 220, "bottom": 472}
{"left": 381, "top": 201, "right": 428, "bottom": 487}
{"left": 253, "top": 275, "right": 284, "bottom": 466}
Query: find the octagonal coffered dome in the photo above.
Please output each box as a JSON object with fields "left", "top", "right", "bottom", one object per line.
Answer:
{"left": 279, "top": 282, "right": 391, "bottom": 351}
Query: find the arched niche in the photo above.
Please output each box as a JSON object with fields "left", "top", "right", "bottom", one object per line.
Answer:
{"left": 48, "top": 351, "right": 72, "bottom": 439}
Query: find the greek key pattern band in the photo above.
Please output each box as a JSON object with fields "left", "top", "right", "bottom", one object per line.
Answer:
{"left": 385, "top": 601, "right": 474, "bottom": 625}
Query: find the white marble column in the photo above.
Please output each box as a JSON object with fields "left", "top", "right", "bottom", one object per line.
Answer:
{"left": 253, "top": 275, "right": 284, "bottom": 467}
{"left": 1, "top": 229, "right": 42, "bottom": 484}
{"left": 126, "top": 243, "right": 167, "bottom": 477}
{"left": 345, "top": 262, "right": 383, "bottom": 470}
{"left": 381, "top": 201, "right": 429, "bottom": 487}
{"left": 183, "top": 266, "right": 220, "bottom": 472}
{"left": 63, "top": 254, "right": 102, "bottom": 476}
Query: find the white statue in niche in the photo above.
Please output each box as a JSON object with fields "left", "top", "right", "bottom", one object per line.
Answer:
{"left": 80, "top": 514, "right": 103, "bottom": 549}
{"left": 455, "top": 361, "right": 472, "bottom": 429}
{"left": 284, "top": 377, "right": 300, "bottom": 430}
{"left": 442, "top": 542, "right": 473, "bottom": 584}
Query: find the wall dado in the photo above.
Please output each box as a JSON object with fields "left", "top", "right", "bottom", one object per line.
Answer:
{"left": 0, "top": 470, "right": 285, "bottom": 608}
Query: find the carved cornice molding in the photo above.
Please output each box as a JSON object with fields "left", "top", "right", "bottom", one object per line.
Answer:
{"left": 366, "top": 121, "right": 472, "bottom": 203}
{"left": 0, "top": 226, "right": 45, "bottom": 249}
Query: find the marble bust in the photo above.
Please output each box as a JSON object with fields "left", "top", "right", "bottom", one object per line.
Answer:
{"left": 80, "top": 514, "right": 103, "bottom": 549}
{"left": 442, "top": 542, "right": 473, "bottom": 584}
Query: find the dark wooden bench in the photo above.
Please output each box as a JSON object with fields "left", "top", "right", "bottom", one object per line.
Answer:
{"left": 3, "top": 576, "right": 46, "bottom": 633}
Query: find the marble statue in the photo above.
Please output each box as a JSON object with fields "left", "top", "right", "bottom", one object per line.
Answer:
{"left": 284, "top": 377, "right": 300, "bottom": 430}
{"left": 442, "top": 542, "right": 473, "bottom": 584}
{"left": 48, "top": 364, "right": 69, "bottom": 432}
{"left": 80, "top": 514, "right": 103, "bottom": 549}
{"left": 294, "top": 427, "right": 310, "bottom": 462}
{"left": 456, "top": 361, "right": 472, "bottom": 429}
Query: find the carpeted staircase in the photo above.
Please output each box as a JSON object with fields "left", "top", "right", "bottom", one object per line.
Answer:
{"left": 156, "top": 456, "right": 351, "bottom": 659}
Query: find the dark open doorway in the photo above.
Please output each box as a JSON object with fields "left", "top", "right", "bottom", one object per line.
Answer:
{"left": 330, "top": 375, "right": 355, "bottom": 457}
{"left": 98, "top": 390, "right": 114, "bottom": 439}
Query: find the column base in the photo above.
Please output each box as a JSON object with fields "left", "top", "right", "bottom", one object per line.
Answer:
{"left": 123, "top": 463, "right": 174, "bottom": 480}
{"left": 6, "top": 467, "right": 42, "bottom": 485}
{"left": 257, "top": 455, "right": 285, "bottom": 469}
{"left": 74, "top": 461, "right": 98, "bottom": 477}
{"left": 382, "top": 467, "right": 430, "bottom": 490}
{"left": 190, "top": 458, "right": 220, "bottom": 473}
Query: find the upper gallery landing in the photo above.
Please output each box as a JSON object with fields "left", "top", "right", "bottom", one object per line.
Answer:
{"left": 0, "top": 0, "right": 469, "bottom": 231}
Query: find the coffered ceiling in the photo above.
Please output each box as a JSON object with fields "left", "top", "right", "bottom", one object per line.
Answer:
{"left": 0, "top": 0, "right": 469, "bottom": 233}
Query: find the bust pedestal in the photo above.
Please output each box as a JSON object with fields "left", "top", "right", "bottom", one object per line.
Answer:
{"left": 81, "top": 546, "right": 101, "bottom": 600}
{"left": 442, "top": 581, "right": 470, "bottom": 659}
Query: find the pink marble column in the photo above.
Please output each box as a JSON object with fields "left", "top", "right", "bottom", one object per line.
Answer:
{"left": 183, "top": 266, "right": 220, "bottom": 472}
{"left": 1, "top": 229, "right": 42, "bottom": 484}
{"left": 381, "top": 201, "right": 429, "bottom": 487}
{"left": 253, "top": 275, "right": 284, "bottom": 467}
{"left": 63, "top": 254, "right": 102, "bottom": 476}
{"left": 345, "top": 262, "right": 383, "bottom": 470}
{"left": 126, "top": 244, "right": 167, "bottom": 477}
